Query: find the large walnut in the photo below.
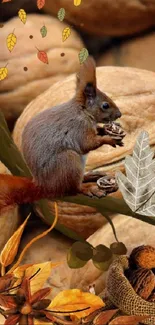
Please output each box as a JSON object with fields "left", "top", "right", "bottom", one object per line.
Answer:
{"left": 12, "top": 66, "right": 155, "bottom": 238}
{"left": 0, "top": 14, "right": 83, "bottom": 126}
{"left": 98, "top": 32, "right": 155, "bottom": 72}
{"left": 43, "top": 0, "right": 155, "bottom": 36}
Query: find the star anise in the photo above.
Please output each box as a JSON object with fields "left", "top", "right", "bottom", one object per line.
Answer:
{"left": 2, "top": 276, "right": 81, "bottom": 325}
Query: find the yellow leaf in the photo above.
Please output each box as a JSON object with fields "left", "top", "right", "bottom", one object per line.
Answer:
{"left": 74, "top": 0, "right": 82, "bottom": 6}
{"left": 7, "top": 32, "right": 17, "bottom": 52}
{"left": 24, "top": 262, "right": 59, "bottom": 294}
{"left": 62, "top": 27, "right": 71, "bottom": 42}
{"left": 0, "top": 67, "right": 8, "bottom": 81}
{"left": 49, "top": 289, "right": 104, "bottom": 319}
{"left": 18, "top": 9, "right": 27, "bottom": 24}
{"left": 0, "top": 215, "right": 30, "bottom": 268}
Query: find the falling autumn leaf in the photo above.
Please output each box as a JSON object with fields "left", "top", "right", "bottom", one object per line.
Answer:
{"left": 18, "top": 9, "right": 27, "bottom": 24}
{"left": 74, "top": 0, "right": 82, "bottom": 6}
{"left": 48, "top": 289, "right": 104, "bottom": 318}
{"left": 0, "top": 215, "right": 30, "bottom": 269}
{"left": 79, "top": 48, "right": 89, "bottom": 64}
{"left": 7, "top": 31, "right": 17, "bottom": 52}
{"left": 40, "top": 25, "right": 47, "bottom": 38}
{"left": 58, "top": 8, "right": 66, "bottom": 22}
{"left": 37, "top": 0, "right": 46, "bottom": 9}
{"left": 37, "top": 49, "right": 49, "bottom": 64}
{"left": 0, "top": 66, "right": 8, "bottom": 81}
{"left": 24, "top": 261, "right": 58, "bottom": 294}
{"left": 62, "top": 27, "right": 71, "bottom": 42}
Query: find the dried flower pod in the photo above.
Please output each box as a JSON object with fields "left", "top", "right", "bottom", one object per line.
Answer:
{"left": 127, "top": 268, "right": 155, "bottom": 300}
{"left": 129, "top": 245, "right": 155, "bottom": 269}
{"left": 97, "top": 175, "right": 118, "bottom": 193}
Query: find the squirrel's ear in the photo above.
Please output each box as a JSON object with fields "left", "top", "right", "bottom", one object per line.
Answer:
{"left": 76, "top": 56, "right": 97, "bottom": 101}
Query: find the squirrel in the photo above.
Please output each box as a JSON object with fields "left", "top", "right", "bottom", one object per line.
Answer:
{"left": 0, "top": 56, "right": 122, "bottom": 212}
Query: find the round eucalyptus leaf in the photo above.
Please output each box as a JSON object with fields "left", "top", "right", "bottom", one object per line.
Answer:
{"left": 67, "top": 248, "right": 88, "bottom": 269}
{"left": 71, "top": 241, "right": 93, "bottom": 261}
{"left": 110, "top": 242, "right": 127, "bottom": 255}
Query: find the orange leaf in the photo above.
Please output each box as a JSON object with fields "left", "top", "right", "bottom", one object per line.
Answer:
{"left": 0, "top": 214, "right": 30, "bottom": 267}
{"left": 25, "top": 262, "right": 58, "bottom": 294}
{"left": 109, "top": 315, "right": 152, "bottom": 325}
{"left": 48, "top": 289, "right": 104, "bottom": 319}
{"left": 37, "top": 50, "right": 48, "bottom": 64}
{"left": 2, "top": 0, "right": 12, "bottom": 2}
{"left": 37, "top": 0, "right": 46, "bottom": 9}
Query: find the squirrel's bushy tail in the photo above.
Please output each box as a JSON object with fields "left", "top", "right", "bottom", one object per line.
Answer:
{"left": 0, "top": 174, "right": 43, "bottom": 212}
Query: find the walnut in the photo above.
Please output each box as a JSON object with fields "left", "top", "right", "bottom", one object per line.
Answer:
{"left": 129, "top": 245, "right": 155, "bottom": 269}
{"left": 103, "top": 122, "right": 126, "bottom": 140}
{"left": 127, "top": 268, "right": 155, "bottom": 300}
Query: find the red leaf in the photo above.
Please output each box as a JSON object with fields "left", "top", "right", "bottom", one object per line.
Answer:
{"left": 31, "top": 287, "right": 51, "bottom": 304}
{"left": 37, "top": 0, "right": 45, "bottom": 9}
{"left": 4, "top": 314, "right": 20, "bottom": 325}
{"left": 37, "top": 50, "right": 48, "bottom": 64}
{"left": 109, "top": 315, "right": 152, "bottom": 325}
{"left": 0, "top": 294, "right": 16, "bottom": 308}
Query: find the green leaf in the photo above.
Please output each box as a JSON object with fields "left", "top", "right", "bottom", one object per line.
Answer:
{"left": 78, "top": 48, "right": 89, "bottom": 64}
{"left": 40, "top": 25, "right": 47, "bottom": 38}
{"left": 117, "top": 131, "right": 155, "bottom": 217}
{"left": 67, "top": 241, "right": 93, "bottom": 269}
{"left": 92, "top": 245, "right": 113, "bottom": 271}
{"left": 110, "top": 242, "right": 127, "bottom": 255}
{"left": 57, "top": 8, "right": 66, "bottom": 22}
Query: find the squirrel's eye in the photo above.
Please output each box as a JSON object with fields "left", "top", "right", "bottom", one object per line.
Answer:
{"left": 102, "top": 102, "right": 110, "bottom": 110}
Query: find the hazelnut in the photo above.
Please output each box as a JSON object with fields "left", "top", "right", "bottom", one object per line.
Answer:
{"left": 129, "top": 245, "right": 155, "bottom": 269}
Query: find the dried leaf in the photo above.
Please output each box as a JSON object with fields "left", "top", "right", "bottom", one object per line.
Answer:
{"left": 37, "top": 0, "right": 45, "bottom": 9}
{"left": 0, "top": 66, "right": 8, "bottom": 81}
{"left": 109, "top": 314, "right": 151, "bottom": 325}
{"left": 49, "top": 289, "right": 104, "bottom": 318}
{"left": 40, "top": 25, "right": 47, "bottom": 38}
{"left": 58, "top": 8, "right": 66, "bottom": 21}
{"left": 74, "top": 0, "right": 82, "bottom": 6}
{"left": 7, "top": 32, "right": 17, "bottom": 52}
{"left": 13, "top": 264, "right": 33, "bottom": 279}
{"left": 79, "top": 48, "right": 89, "bottom": 64}
{"left": 18, "top": 9, "right": 27, "bottom": 24}
{"left": 37, "top": 50, "right": 49, "bottom": 64}
{"left": 117, "top": 131, "right": 155, "bottom": 217}
{"left": 25, "top": 262, "right": 58, "bottom": 294}
{"left": 62, "top": 27, "right": 71, "bottom": 42}
{"left": 0, "top": 215, "right": 30, "bottom": 267}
